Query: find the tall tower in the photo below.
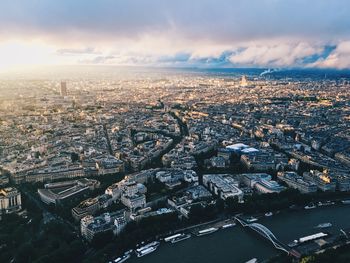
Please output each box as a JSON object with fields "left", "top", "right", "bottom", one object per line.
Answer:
{"left": 60, "top": 81, "right": 67, "bottom": 96}
{"left": 240, "top": 75, "right": 248, "bottom": 87}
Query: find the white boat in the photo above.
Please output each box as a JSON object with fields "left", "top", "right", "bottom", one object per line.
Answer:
{"left": 164, "top": 233, "right": 183, "bottom": 242}
{"left": 342, "top": 200, "right": 350, "bottom": 204}
{"left": 304, "top": 203, "right": 316, "bottom": 210}
{"left": 135, "top": 241, "right": 160, "bottom": 253}
{"left": 315, "top": 223, "right": 332, "bottom": 228}
{"left": 298, "top": 232, "right": 328, "bottom": 243}
{"left": 197, "top": 227, "right": 218, "bottom": 236}
{"left": 114, "top": 254, "right": 130, "bottom": 263}
{"left": 171, "top": 234, "right": 191, "bottom": 243}
{"left": 318, "top": 201, "right": 335, "bottom": 206}
{"left": 245, "top": 258, "right": 258, "bottom": 263}
{"left": 264, "top": 212, "right": 273, "bottom": 217}
{"left": 136, "top": 246, "right": 158, "bottom": 257}
{"left": 222, "top": 223, "right": 236, "bottom": 229}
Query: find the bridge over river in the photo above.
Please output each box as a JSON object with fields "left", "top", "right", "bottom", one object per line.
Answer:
{"left": 235, "top": 216, "right": 301, "bottom": 258}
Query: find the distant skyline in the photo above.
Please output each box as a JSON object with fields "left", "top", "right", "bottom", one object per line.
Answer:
{"left": 0, "top": 0, "right": 350, "bottom": 70}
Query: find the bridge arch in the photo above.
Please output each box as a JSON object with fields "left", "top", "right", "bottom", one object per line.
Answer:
{"left": 249, "top": 223, "right": 277, "bottom": 240}
{"left": 235, "top": 217, "right": 291, "bottom": 254}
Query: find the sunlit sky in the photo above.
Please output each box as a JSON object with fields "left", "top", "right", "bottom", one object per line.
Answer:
{"left": 1, "top": 0, "right": 350, "bottom": 71}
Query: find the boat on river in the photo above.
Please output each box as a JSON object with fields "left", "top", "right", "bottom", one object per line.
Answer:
{"left": 222, "top": 223, "right": 236, "bottom": 229}
{"left": 135, "top": 241, "right": 160, "bottom": 258}
{"left": 196, "top": 227, "right": 218, "bottom": 236}
{"left": 164, "top": 233, "right": 183, "bottom": 242}
{"left": 304, "top": 203, "right": 316, "bottom": 209}
{"left": 171, "top": 234, "right": 191, "bottom": 243}
{"left": 113, "top": 253, "right": 131, "bottom": 263}
{"left": 315, "top": 222, "right": 332, "bottom": 228}
{"left": 245, "top": 258, "right": 258, "bottom": 263}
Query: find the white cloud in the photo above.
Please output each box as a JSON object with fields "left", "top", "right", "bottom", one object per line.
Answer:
{"left": 0, "top": 1, "right": 350, "bottom": 68}
{"left": 311, "top": 41, "right": 350, "bottom": 69}
{"left": 229, "top": 42, "right": 323, "bottom": 67}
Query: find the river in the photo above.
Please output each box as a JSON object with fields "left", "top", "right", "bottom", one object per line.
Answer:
{"left": 128, "top": 204, "right": 350, "bottom": 263}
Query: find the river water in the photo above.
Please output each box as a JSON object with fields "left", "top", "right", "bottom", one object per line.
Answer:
{"left": 128, "top": 204, "right": 350, "bottom": 263}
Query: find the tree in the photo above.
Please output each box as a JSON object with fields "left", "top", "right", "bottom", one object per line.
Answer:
{"left": 225, "top": 197, "right": 239, "bottom": 213}
{"left": 15, "top": 242, "right": 35, "bottom": 263}
{"left": 71, "top": 152, "right": 80, "bottom": 163}
{"left": 91, "top": 230, "right": 114, "bottom": 249}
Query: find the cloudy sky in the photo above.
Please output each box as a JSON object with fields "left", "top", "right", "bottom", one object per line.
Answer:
{"left": 0, "top": 0, "right": 350, "bottom": 70}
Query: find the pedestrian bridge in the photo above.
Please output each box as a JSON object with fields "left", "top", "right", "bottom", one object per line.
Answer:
{"left": 235, "top": 216, "right": 301, "bottom": 258}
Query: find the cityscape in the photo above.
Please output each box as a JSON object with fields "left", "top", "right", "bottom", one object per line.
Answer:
{"left": 1, "top": 1, "right": 350, "bottom": 263}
